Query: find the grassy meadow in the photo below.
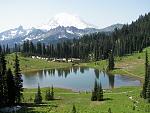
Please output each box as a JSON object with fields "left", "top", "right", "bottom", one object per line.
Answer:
{"left": 14, "top": 86, "right": 150, "bottom": 113}
{"left": 82, "top": 47, "right": 150, "bottom": 80}
{"left": 6, "top": 53, "right": 72, "bottom": 73}
{"left": 4, "top": 47, "right": 150, "bottom": 113}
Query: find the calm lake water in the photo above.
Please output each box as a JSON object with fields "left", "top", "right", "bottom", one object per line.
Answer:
{"left": 22, "top": 67, "right": 141, "bottom": 91}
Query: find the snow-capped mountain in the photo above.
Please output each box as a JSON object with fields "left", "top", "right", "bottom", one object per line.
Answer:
{"left": 0, "top": 13, "right": 123, "bottom": 46}
{"left": 37, "top": 13, "right": 96, "bottom": 30}
{"left": 0, "top": 26, "right": 31, "bottom": 41}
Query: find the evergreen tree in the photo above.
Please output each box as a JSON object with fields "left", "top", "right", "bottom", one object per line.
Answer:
{"left": 94, "top": 80, "right": 98, "bottom": 93}
{"left": 108, "top": 50, "right": 115, "bottom": 71}
{"left": 146, "top": 80, "right": 150, "bottom": 103}
{"left": 34, "top": 84, "right": 42, "bottom": 104}
{"left": 14, "top": 43, "right": 18, "bottom": 52}
{"left": 14, "top": 53, "right": 23, "bottom": 103}
{"left": 0, "top": 54, "right": 3, "bottom": 107}
{"left": 45, "top": 87, "right": 51, "bottom": 101}
{"left": 6, "top": 68, "right": 15, "bottom": 105}
{"left": 3, "top": 70, "right": 8, "bottom": 106}
{"left": 0, "top": 74, "right": 2, "bottom": 107}
{"left": 6, "top": 44, "right": 10, "bottom": 54}
{"left": 143, "top": 50, "right": 149, "bottom": 99}
{"left": 1, "top": 54, "right": 7, "bottom": 78}
{"left": 97, "top": 82, "right": 103, "bottom": 101}
{"left": 108, "top": 108, "right": 112, "bottom": 113}
{"left": 45, "top": 90, "right": 48, "bottom": 101}
{"left": 0, "top": 45, "right": 2, "bottom": 54}
{"left": 37, "top": 42, "right": 42, "bottom": 55}
{"left": 0, "top": 54, "right": 7, "bottom": 105}
{"left": 29, "top": 41, "right": 35, "bottom": 55}
{"left": 91, "top": 80, "right": 103, "bottom": 101}
{"left": 72, "top": 105, "right": 76, "bottom": 113}
{"left": 51, "top": 85, "right": 54, "bottom": 100}
{"left": 91, "top": 90, "right": 97, "bottom": 101}
{"left": 91, "top": 80, "right": 98, "bottom": 101}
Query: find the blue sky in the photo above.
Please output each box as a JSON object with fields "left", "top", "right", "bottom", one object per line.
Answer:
{"left": 0, "top": 0, "right": 149, "bottom": 31}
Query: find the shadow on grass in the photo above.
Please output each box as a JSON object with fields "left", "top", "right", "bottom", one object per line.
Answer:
{"left": 103, "top": 98, "right": 113, "bottom": 101}
{"left": 52, "top": 98, "right": 62, "bottom": 101}
{"left": 114, "top": 67, "right": 122, "bottom": 70}
{"left": 20, "top": 102, "right": 58, "bottom": 107}
{"left": 16, "top": 102, "right": 58, "bottom": 113}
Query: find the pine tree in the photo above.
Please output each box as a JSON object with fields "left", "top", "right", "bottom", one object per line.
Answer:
{"left": 45, "top": 87, "right": 51, "bottom": 101}
{"left": 0, "top": 45, "right": 2, "bottom": 54}
{"left": 91, "top": 90, "right": 97, "bottom": 101}
{"left": 91, "top": 80, "right": 98, "bottom": 101}
{"left": 146, "top": 79, "right": 150, "bottom": 103}
{"left": 0, "top": 54, "right": 7, "bottom": 105}
{"left": 45, "top": 90, "right": 48, "bottom": 101}
{"left": 0, "top": 54, "right": 3, "bottom": 107}
{"left": 3, "top": 70, "right": 8, "bottom": 106}
{"left": 72, "top": 105, "right": 76, "bottom": 113}
{"left": 6, "top": 44, "right": 10, "bottom": 54}
{"left": 0, "top": 75, "right": 2, "bottom": 107}
{"left": 1, "top": 54, "right": 6, "bottom": 78}
{"left": 108, "top": 108, "right": 112, "bottom": 113}
{"left": 6, "top": 68, "right": 15, "bottom": 105}
{"left": 34, "top": 84, "right": 42, "bottom": 104}
{"left": 94, "top": 80, "right": 98, "bottom": 93}
{"left": 51, "top": 85, "right": 54, "bottom": 100}
{"left": 143, "top": 50, "right": 149, "bottom": 99}
{"left": 108, "top": 50, "right": 115, "bottom": 71}
{"left": 91, "top": 80, "right": 103, "bottom": 101}
{"left": 14, "top": 53, "right": 23, "bottom": 103}
{"left": 97, "top": 82, "right": 103, "bottom": 101}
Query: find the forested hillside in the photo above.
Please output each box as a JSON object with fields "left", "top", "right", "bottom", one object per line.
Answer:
{"left": 0, "top": 13, "right": 150, "bottom": 62}
{"left": 18, "top": 13, "right": 150, "bottom": 60}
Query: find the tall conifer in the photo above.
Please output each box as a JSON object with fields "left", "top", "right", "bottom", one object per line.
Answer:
{"left": 34, "top": 84, "right": 42, "bottom": 104}
{"left": 14, "top": 53, "right": 23, "bottom": 103}
{"left": 146, "top": 80, "right": 150, "bottom": 103}
{"left": 143, "top": 50, "right": 149, "bottom": 99}
{"left": 108, "top": 50, "right": 115, "bottom": 71}
{"left": 6, "top": 69, "right": 15, "bottom": 105}
{"left": 0, "top": 54, "right": 7, "bottom": 105}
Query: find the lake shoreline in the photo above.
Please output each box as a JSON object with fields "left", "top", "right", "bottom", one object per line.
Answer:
{"left": 21, "top": 62, "right": 144, "bottom": 83}
{"left": 79, "top": 63, "right": 144, "bottom": 82}
{"left": 23, "top": 85, "right": 142, "bottom": 93}
{"left": 7, "top": 53, "right": 144, "bottom": 82}
{"left": 22, "top": 66, "right": 141, "bottom": 90}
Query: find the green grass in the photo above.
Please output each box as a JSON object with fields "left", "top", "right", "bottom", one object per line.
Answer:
{"left": 5, "top": 47, "right": 149, "bottom": 79}
{"left": 4, "top": 49, "right": 150, "bottom": 113}
{"left": 15, "top": 86, "right": 150, "bottom": 113}
{"left": 6, "top": 53, "right": 72, "bottom": 73}
{"left": 81, "top": 47, "right": 150, "bottom": 80}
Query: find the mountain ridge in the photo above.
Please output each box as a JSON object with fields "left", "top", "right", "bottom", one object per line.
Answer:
{"left": 0, "top": 24, "right": 123, "bottom": 46}
{"left": 0, "top": 13, "right": 123, "bottom": 46}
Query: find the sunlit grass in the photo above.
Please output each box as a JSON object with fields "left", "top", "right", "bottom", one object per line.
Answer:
{"left": 16, "top": 86, "right": 150, "bottom": 113}
{"left": 82, "top": 47, "right": 150, "bottom": 80}
{"left": 6, "top": 53, "right": 72, "bottom": 73}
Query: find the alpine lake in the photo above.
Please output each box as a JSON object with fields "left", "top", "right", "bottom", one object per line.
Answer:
{"left": 22, "top": 67, "right": 141, "bottom": 91}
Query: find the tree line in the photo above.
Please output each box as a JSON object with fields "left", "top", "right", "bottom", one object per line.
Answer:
{"left": 0, "top": 52, "right": 23, "bottom": 107}
{"left": 13, "top": 13, "right": 150, "bottom": 61}
{"left": 0, "top": 13, "right": 150, "bottom": 64}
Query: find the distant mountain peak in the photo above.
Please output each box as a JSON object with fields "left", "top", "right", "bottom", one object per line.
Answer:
{"left": 37, "top": 13, "right": 96, "bottom": 30}
{"left": 17, "top": 25, "right": 23, "bottom": 30}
